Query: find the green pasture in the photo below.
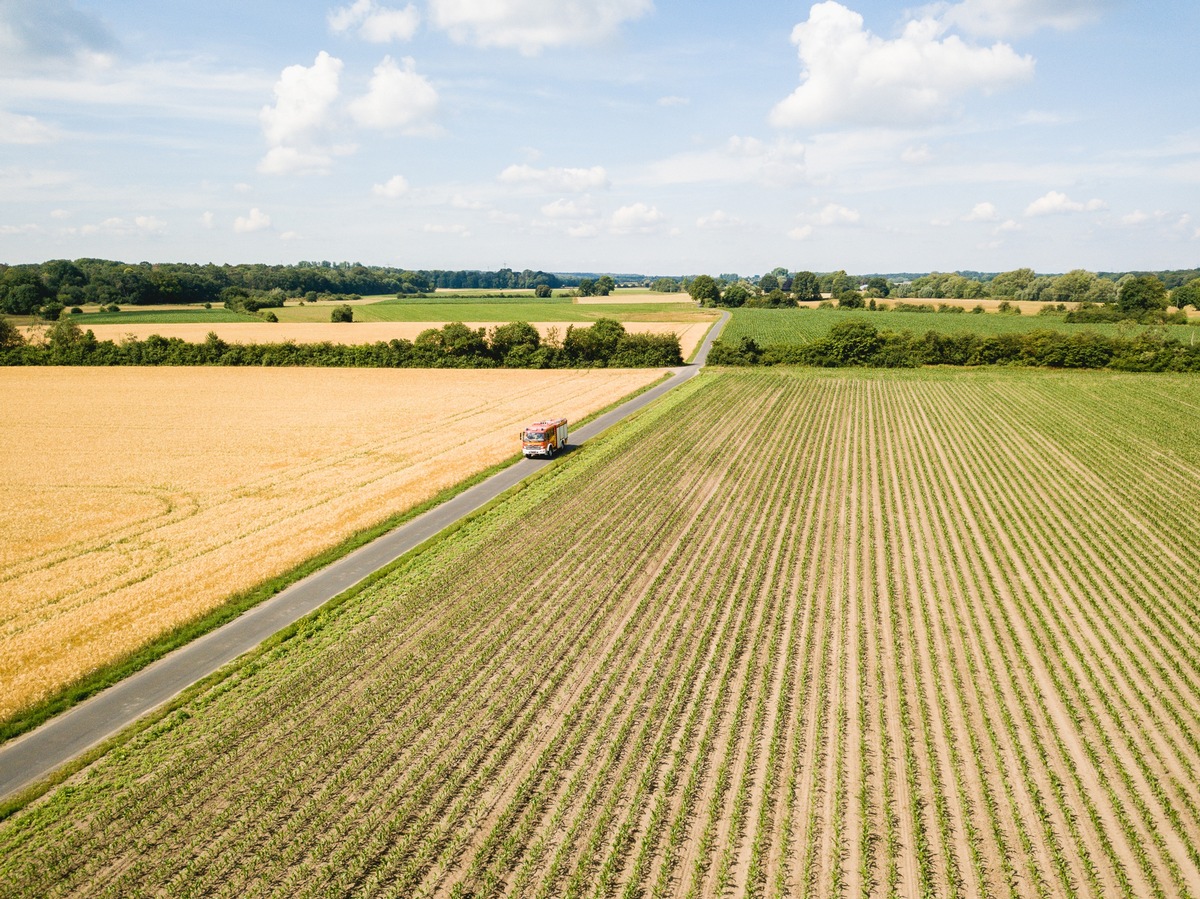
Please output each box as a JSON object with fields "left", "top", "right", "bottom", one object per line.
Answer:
{"left": 723, "top": 307, "right": 1197, "bottom": 345}
{"left": 272, "top": 297, "right": 706, "bottom": 323}
{"left": 67, "top": 308, "right": 260, "bottom": 325}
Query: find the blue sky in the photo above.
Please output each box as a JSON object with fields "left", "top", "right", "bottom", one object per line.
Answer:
{"left": 1, "top": 0, "right": 1197, "bottom": 275}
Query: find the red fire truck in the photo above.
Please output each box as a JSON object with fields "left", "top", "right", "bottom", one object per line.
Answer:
{"left": 521, "top": 418, "right": 568, "bottom": 458}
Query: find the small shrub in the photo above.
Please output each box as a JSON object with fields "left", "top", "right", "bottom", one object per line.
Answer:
{"left": 331, "top": 304, "right": 354, "bottom": 323}
{"left": 70, "top": 307, "right": 83, "bottom": 315}
{"left": 263, "top": 311, "right": 279, "bottom": 323}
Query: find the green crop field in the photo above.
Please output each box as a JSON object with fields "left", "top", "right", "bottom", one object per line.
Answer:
{"left": 272, "top": 297, "right": 705, "bottom": 323}
{"left": 3, "top": 368, "right": 1200, "bottom": 897}
{"left": 65, "top": 308, "right": 260, "bottom": 325}
{"left": 722, "top": 307, "right": 1197, "bottom": 346}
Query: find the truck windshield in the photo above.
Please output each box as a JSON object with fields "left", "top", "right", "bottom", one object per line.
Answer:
{"left": 525, "top": 431, "right": 545, "bottom": 440}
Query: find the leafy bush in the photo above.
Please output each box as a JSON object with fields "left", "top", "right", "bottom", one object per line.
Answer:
{"left": 39, "top": 302, "right": 65, "bottom": 321}
{"left": 330, "top": 304, "right": 354, "bottom": 323}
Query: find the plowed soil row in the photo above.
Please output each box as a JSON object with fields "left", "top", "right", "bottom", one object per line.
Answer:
{"left": 2, "top": 368, "right": 1199, "bottom": 899}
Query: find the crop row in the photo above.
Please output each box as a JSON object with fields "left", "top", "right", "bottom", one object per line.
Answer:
{"left": 2, "top": 368, "right": 1198, "bottom": 898}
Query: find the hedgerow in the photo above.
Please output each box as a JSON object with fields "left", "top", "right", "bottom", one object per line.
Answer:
{"left": 708, "top": 318, "right": 1200, "bottom": 371}
{"left": 0, "top": 317, "right": 682, "bottom": 369}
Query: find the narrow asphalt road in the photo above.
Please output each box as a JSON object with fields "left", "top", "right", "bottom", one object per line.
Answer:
{"left": 0, "top": 310, "right": 728, "bottom": 801}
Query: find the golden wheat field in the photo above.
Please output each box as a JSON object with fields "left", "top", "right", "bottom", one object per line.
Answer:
{"left": 0, "top": 365, "right": 666, "bottom": 721}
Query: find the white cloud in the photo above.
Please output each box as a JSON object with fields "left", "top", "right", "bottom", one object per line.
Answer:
{"left": 1121, "top": 210, "right": 1150, "bottom": 225}
{"left": 134, "top": 215, "right": 166, "bottom": 234}
{"left": 0, "top": 223, "right": 42, "bottom": 236}
{"left": 450, "top": 194, "right": 487, "bottom": 210}
{"left": 0, "top": 109, "right": 59, "bottom": 144}
{"left": 372, "top": 174, "right": 410, "bottom": 197}
{"left": 257, "top": 146, "right": 335, "bottom": 175}
{"left": 50, "top": 208, "right": 71, "bottom": 219}
{"left": 280, "top": 230, "right": 302, "bottom": 240}
{"left": 640, "top": 136, "right": 805, "bottom": 187}
{"left": 696, "top": 210, "right": 744, "bottom": 230}
{"left": 200, "top": 211, "right": 215, "bottom": 229}
{"left": 329, "top": 0, "right": 420, "bottom": 42}
{"left": 260, "top": 51, "right": 343, "bottom": 147}
{"left": 500, "top": 164, "right": 609, "bottom": 192}
{"left": 541, "top": 198, "right": 595, "bottom": 219}
{"left": 78, "top": 215, "right": 167, "bottom": 237}
{"left": 789, "top": 225, "right": 815, "bottom": 241}
{"left": 964, "top": 201, "right": 999, "bottom": 221}
{"left": 424, "top": 222, "right": 471, "bottom": 236}
{"left": 349, "top": 56, "right": 438, "bottom": 133}
{"left": 657, "top": 95, "right": 689, "bottom": 107}
{"left": 770, "top": 2, "right": 1034, "bottom": 129}
{"left": 815, "top": 203, "right": 860, "bottom": 225}
{"left": 611, "top": 202, "right": 664, "bottom": 233}
{"left": 234, "top": 207, "right": 271, "bottom": 233}
{"left": 567, "top": 224, "right": 598, "bottom": 239}
{"left": 428, "top": 0, "right": 653, "bottom": 54}
{"left": 1023, "top": 190, "right": 1105, "bottom": 216}
{"left": 933, "top": 0, "right": 1111, "bottom": 38}
{"left": 996, "top": 218, "right": 1021, "bottom": 232}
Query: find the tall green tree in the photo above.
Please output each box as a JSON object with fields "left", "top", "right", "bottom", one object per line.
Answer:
{"left": 987, "top": 267, "right": 1036, "bottom": 298}
{"left": 721, "top": 284, "right": 751, "bottom": 307}
{"left": 865, "top": 276, "right": 890, "bottom": 297}
{"left": 791, "top": 271, "right": 821, "bottom": 303}
{"left": 829, "top": 270, "right": 853, "bottom": 296}
{"left": 1117, "top": 275, "right": 1169, "bottom": 314}
{"left": 1170, "top": 278, "right": 1200, "bottom": 309}
{"left": 490, "top": 321, "right": 541, "bottom": 363}
{"left": 687, "top": 275, "right": 721, "bottom": 305}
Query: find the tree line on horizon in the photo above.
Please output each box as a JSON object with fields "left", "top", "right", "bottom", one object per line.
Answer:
{"left": 2, "top": 258, "right": 1199, "bottom": 322}
{"left": 679, "top": 266, "right": 1200, "bottom": 318}
{"left": 0, "top": 260, "right": 573, "bottom": 318}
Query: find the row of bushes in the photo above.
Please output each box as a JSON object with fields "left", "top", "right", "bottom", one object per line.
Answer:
{"left": 0, "top": 318, "right": 682, "bottom": 369}
{"left": 709, "top": 319, "right": 1200, "bottom": 372}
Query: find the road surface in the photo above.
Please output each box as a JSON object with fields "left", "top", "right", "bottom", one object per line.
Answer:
{"left": 0, "top": 310, "right": 728, "bottom": 800}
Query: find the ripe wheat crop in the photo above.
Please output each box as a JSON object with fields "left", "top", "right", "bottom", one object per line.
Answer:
{"left": 0, "top": 366, "right": 665, "bottom": 721}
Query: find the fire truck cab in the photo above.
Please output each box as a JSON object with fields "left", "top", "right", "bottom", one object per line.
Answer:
{"left": 521, "top": 418, "right": 568, "bottom": 458}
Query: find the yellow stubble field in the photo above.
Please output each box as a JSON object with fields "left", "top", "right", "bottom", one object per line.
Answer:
{"left": 0, "top": 365, "right": 667, "bottom": 721}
